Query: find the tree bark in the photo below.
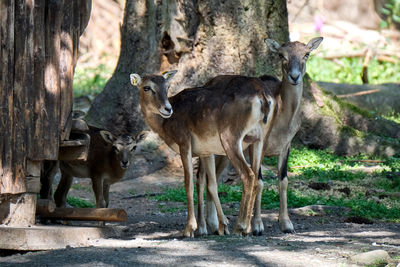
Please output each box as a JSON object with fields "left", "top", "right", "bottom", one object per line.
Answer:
{"left": 85, "top": 0, "right": 289, "bottom": 134}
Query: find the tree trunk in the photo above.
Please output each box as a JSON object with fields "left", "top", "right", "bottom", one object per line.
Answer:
{"left": 85, "top": 0, "right": 289, "bottom": 134}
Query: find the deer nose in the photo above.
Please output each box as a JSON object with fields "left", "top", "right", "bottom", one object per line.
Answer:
{"left": 289, "top": 73, "right": 300, "bottom": 83}
{"left": 164, "top": 106, "right": 172, "bottom": 113}
{"left": 121, "top": 160, "right": 128, "bottom": 167}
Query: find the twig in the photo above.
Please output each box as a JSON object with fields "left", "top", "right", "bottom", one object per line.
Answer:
{"left": 337, "top": 89, "right": 381, "bottom": 98}
{"left": 362, "top": 49, "right": 373, "bottom": 84}
{"left": 344, "top": 160, "right": 385, "bottom": 163}
{"left": 121, "top": 192, "right": 163, "bottom": 200}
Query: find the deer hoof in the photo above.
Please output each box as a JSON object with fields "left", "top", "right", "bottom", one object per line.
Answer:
{"left": 251, "top": 218, "right": 264, "bottom": 236}
{"left": 183, "top": 223, "right": 197, "bottom": 238}
{"left": 197, "top": 224, "right": 208, "bottom": 236}
{"left": 279, "top": 218, "right": 294, "bottom": 233}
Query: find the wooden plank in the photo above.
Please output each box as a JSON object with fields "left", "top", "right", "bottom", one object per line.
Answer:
{"left": 29, "top": 0, "right": 46, "bottom": 159}
{"left": 0, "top": 0, "right": 17, "bottom": 194}
{"left": 59, "top": 0, "right": 73, "bottom": 141}
{"left": 37, "top": 208, "right": 128, "bottom": 222}
{"left": 42, "top": 0, "right": 63, "bottom": 160}
{"left": 11, "top": 0, "right": 32, "bottom": 194}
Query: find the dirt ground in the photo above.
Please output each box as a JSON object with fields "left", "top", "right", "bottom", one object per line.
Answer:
{"left": 1, "top": 141, "right": 399, "bottom": 267}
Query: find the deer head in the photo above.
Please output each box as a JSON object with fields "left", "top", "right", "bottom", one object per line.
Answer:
{"left": 265, "top": 37, "right": 323, "bottom": 85}
{"left": 100, "top": 130, "right": 148, "bottom": 169}
{"left": 130, "top": 70, "right": 177, "bottom": 118}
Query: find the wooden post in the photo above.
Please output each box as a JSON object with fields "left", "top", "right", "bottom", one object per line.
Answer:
{"left": 0, "top": 0, "right": 92, "bottom": 228}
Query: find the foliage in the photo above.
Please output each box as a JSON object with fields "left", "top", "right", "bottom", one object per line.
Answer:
{"left": 73, "top": 64, "right": 113, "bottom": 97}
{"left": 380, "top": 0, "right": 400, "bottom": 28}
{"left": 307, "top": 56, "right": 400, "bottom": 85}
{"left": 66, "top": 196, "right": 96, "bottom": 208}
{"left": 154, "top": 146, "right": 400, "bottom": 222}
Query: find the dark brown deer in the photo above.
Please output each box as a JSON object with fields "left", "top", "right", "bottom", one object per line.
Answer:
{"left": 130, "top": 71, "right": 277, "bottom": 237}
{"left": 41, "top": 126, "right": 147, "bottom": 209}
{"left": 198, "top": 37, "right": 323, "bottom": 235}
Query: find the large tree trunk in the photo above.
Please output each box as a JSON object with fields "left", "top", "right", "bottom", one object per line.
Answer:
{"left": 85, "top": 0, "right": 289, "bottom": 134}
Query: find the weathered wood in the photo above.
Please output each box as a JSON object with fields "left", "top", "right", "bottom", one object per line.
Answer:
{"left": 58, "top": 133, "right": 90, "bottom": 161}
{"left": 0, "top": 0, "right": 15, "bottom": 194}
{"left": 12, "top": 0, "right": 30, "bottom": 193}
{"left": 29, "top": 0, "right": 46, "bottom": 159}
{"left": 37, "top": 207, "right": 128, "bottom": 222}
{"left": 59, "top": 0, "right": 74, "bottom": 141}
{"left": 26, "top": 176, "right": 41, "bottom": 193}
{"left": 42, "top": 0, "right": 63, "bottom": 160}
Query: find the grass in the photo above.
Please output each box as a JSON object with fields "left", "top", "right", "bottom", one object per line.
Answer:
{"left": 153, "top": 145, "right": 400, "bottom": 222}
{"left": 73, "top": 64, "right": 113, "bottom": 97}
{"left": 71, "top": 184, "right": 92, "bottom": 192}
{"left": 66, "top": 196, "right": 96, "bottom": 208}
{"left": 307, "top": 55, "right": 400, "bottom": 85}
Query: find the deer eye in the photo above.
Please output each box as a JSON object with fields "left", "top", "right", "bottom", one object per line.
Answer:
{"left": 143, "top": 86, "right": 151, "bottom": 92}
{"left": 279, "top": 53, "right": 287, "bottom": 61}
{"left": 304, "top": 53, "right": 310, "bottom": 59}
{"left": 131, "top": 145, "right": 137, "bottom": 151}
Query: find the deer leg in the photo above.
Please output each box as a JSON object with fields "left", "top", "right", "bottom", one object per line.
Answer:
{"left": 221, "top": 133, "right": 255, "bottom": 236}
{"left": 40, "top": 160, "right": 59, "bottom": 200}
{"left": 204, "top": 155, "right": 229, "bottom": 234}
{"left": 180, "top": 144, "right": 197, "bottom": 237}
{"left": 278, "top": 146, "right": 294, "bottom": 233}
{"left": 103, "top": 183, "right": 111, "bottom": 208}
{"left": 54, "top": 170, "right": 73, "bottom": 208}
{"left": 91, "top": 176, "right": 106, "bottom": 208}
{"left": 252, "top": 169, "right": 264, "bottom": 236}
{"left": 203, "top": 155, "right": 229, "bottom": 235}
{"left": 248, "top": 142, "right": 264, "bottom": 236}
{"left": 196, "top": 158, "right": 208, "bottom": 236}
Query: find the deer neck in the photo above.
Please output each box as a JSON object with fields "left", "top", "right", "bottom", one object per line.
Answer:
{"left": 140, "top": 104, "right": 168, "bottom": 141}
{"left": 279, "top": 77, "right": 303, "bottom": 117}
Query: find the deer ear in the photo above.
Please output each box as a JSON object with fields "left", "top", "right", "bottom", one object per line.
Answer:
{"left": 306, "top": 37, "right": 323, "bottom": 51}
{"left": 162, "top": 70, "right": 177, "bottom": 83}
{"left": 130, "top": 73, "right": 142, "bottom": 87}
{"left": 100, "top": 130, "right": 114, "bottom": 144}
{"left": 264, "top": 38, "right": 281, "bottom": 52}
{"left": 136, "top": 130, "right": 149, "bottom": 143}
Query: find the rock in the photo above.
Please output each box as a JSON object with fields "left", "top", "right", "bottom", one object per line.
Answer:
{"left": 350, "top": 250, "right": 390, "bottom": 265}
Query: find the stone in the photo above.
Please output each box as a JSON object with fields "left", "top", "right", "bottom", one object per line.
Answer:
{"left": 351, "top": 250, "right": 390, "bottom": 265}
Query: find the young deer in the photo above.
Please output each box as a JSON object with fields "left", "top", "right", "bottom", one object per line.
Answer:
{"left": 198, "top": 37, "right": 323, "bottom": 235}
{"left": 42, "top": 126, "right": 147, "bottom": 209}
{"left": 130, "top": 71, "right": 276, "bottom": 237}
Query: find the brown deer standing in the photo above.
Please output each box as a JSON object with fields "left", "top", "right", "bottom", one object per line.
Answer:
{"left": 41, "top": 126, "right": 147, "bottom": 209}
{"left": 130, "top": 71, "right": 277, "bottom": 237}
{"left": 198, "top": 37, "right": 323, "bottom": 235}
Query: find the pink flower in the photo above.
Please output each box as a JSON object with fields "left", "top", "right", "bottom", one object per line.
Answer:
{"left": 314, "top": 15, "right": 324, "bottom": 33}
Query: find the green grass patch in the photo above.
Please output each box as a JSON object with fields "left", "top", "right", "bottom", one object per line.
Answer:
{"left": 73, "top": 64, "right": 113, "bottom": 97}
{"left": 307, "top": 56, "right": 400, "bottom": 84}
{"left": 71, "top": 184, "right": 91, "bottom": 192}
{"left": 155, "top": 145, "right": 400, "bottom": 222}
{"left": 66, "top": 196, "right": 95, "bottom": 208}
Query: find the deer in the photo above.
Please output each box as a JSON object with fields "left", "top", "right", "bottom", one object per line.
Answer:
{"left": 130, "top": 71, "right": 277, "bottom": 237}
{"left": 197, "top": 37, "right": 324, "bottom": 236}
{"left": 41, "top": 126, "right": 147, "bottom": 209}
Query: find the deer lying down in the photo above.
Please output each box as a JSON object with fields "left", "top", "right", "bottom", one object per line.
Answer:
{"left": 199, "top": 37, "right": 324, "bottom": 236}
{"left": 130, "top": 71, "right": 277, "bottom": 237}
{"left": 42, "top": 126, "right": 147, "bottom": 209}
